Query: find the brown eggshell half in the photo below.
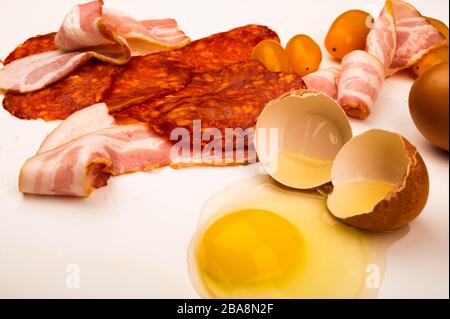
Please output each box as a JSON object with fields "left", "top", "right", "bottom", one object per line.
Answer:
{"left": 328, "top": 130, "right": 429, "bottom": 231}
{"left": 343, "top": 138, "right": 429, "bottom": 231}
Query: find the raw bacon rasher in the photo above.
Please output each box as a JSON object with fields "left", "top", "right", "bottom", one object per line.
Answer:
{"left": 0, "top": 0, "right": 189, "bottom": 93}
{"left": 19, "top": 104, "right": 171, "bottom": 196}
{"left": 302, "top": 67, "right": 340, "bottom": 100}
{"left": 338, "top": 51, "right": 385, "bottom": 119}
{"left": 38, "top": 103, "right": 116, "bottom": 153}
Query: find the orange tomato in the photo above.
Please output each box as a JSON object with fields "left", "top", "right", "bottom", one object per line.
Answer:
{"left": 286, "top": 34, "right": 322, "bottom": 77}
{"left": 252, "top": 40, "right": 291, "bottom": 73}
{"left": 325, "top": 10, "right": 372, "bottom": 61}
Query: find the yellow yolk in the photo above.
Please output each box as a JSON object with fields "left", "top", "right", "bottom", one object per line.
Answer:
{"left": 198, "top": 210, "right": 304, "bottom": 285}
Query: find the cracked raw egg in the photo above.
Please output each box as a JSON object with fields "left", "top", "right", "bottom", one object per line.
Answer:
{"left": 188, "top": 175, "right": 406, "bottom": 298}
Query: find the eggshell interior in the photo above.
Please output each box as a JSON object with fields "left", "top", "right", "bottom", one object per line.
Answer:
{"left": 255, "top": 90, "right": 352, "bottom": 189}
{"left": 328, "top": 129, "right": 410, "bottom": 218}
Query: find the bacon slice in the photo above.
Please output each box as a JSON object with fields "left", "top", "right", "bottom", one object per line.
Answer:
{"left": 20, "top": 103, "right": 170, "bottom": 196}
{"left": 0, "top": 51, "right": 92, "bottom": 93}
{"left": 54, "top": 1, "right": 117, "bottom": 52}
{"left": 337, "top": 51, "right": 385, "bottom": 119}
{"left": 388, "top": 0, "right": 446, "bottom": 74}
{"left": 338, "top": 0, "right": 446, "bottom": 119}
{"left": 366, "top": 2, "right": 397, "bottom": 70}
{"left": 38, "top": 103, "right": 115, "bottom": 153}
{"left": 302, "top": 67, "right": 340, "bottom": 100}
{"left": 368, "top": 0, "right": 446, "bottom": 75}
{"left": 0, "top": 0, "right": 189, "bottom": 93}
{"left": 19, "top": 122, "right": 171, "bottom": 196}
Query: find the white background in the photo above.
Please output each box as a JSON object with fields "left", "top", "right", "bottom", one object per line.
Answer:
{"left": 0, "top": 0, "right": 448, "bottom": 298}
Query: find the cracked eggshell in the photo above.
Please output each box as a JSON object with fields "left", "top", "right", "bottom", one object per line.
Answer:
{"left": 255, "top": 90, "right": 353, "bottom": 189}
{"left": 328, "top": 129, "right": 429, "bottom": 231}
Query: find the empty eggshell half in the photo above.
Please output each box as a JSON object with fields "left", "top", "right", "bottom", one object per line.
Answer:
{"left": 327, "top": 129, "right": 429, "bottom": 231}
{"left": 255, "top": 90, "right": 353, "bottom": 189}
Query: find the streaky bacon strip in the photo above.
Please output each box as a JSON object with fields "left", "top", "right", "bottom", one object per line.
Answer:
{"left": 388, "top": 0, "right": 446, "bottom": 74}
{"left": 0, "top": 51, "right": 92, "bottom": 93}
{"left": 302, "top": 67, "right": 340, "bottom": 100}
{"left": 337, "top": 0, "right": 445, "bottom": 119}
{"left": 20, "top": 123, "right": 171, "bottom": 197}
{"left": 55, "top": 0, "right": 113, "bottom": 51}
{"left": 38, "top": 103, "right": 115, "bottom": 153}
{"left": 19, "top": 103, "right": 172, "bottom": 196}
{"left": 366, "top": 2, "right": 397, "bottom": 70}
{"left": 337, "top": 51, "right": 385, "bottom": 119}
{"left": 102, "top": 13, "right": 188, "bottom": 50}
{"left": 0, "top": 0, "right": 190, "bottom": 93}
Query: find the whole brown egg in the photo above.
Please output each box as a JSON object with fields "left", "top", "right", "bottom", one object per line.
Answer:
{"left": 409, "top": 62, "right": 449, "bottom": 151}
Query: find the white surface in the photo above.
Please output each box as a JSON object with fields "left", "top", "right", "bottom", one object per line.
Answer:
{"left": 0, "top": 0, "right": 448, "bottom": 299}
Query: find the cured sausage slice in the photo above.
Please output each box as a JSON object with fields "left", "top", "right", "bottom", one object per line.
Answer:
{"left": 104, "top": 25, "right": 280, "bottom": 111}
{"left": 115, "top": 63, "right": 306, "bottom": 139}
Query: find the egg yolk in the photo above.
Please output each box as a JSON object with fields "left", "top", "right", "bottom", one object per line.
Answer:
{"left": 198, "top": 209, "right": 304, "bottom": 286}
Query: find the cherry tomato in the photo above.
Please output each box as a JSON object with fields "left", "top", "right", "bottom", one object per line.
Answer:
{"left": 252, "top": 40, "right": 291, "bottom": 73}
{"left": 286, "top": 34, "right": 322, "bottom": 77}
{"left": 325, "top": 10, "right": 372, "bottom": 61}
